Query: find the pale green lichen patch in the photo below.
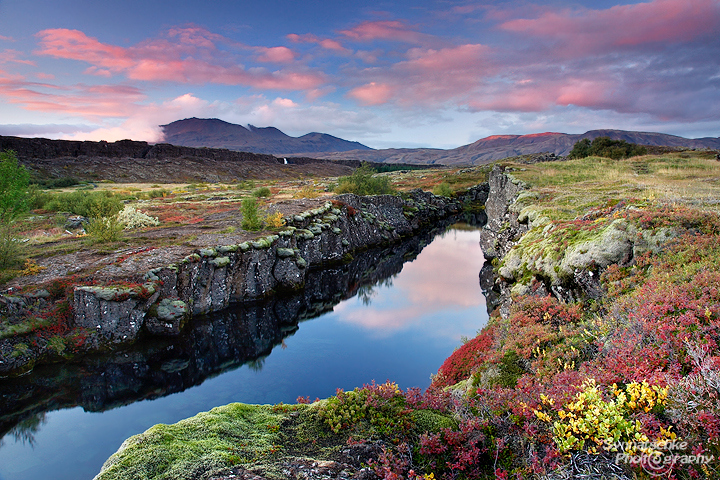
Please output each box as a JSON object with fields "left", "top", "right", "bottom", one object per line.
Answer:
{"left": 217, "top": 244, "right": 239, "bottom": 254}
{"left": 95, "top": 403, "right": 288, "bottom": 480}
{"left": 276, "top": 248, "right": 295, "bottom": 258}
{"left": 210, "top": 256, "right": 230, "bottom": 268}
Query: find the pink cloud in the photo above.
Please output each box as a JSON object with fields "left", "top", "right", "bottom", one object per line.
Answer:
{"left": 0, "top": 35, "right": 15, "bottom": 42}
{"left": 356, "top": 43, "right": 495, "bottom": 107}
{"left": 0, "top": 76, "right": 146, "bottom": 118}
{"left": 34, "top": 27, "right": 324, "bottom": 91}
{"left": 256, "top": 46, "right": 296, "bottom": 63}
{"left": 339, "top": 20, "right": 427, "bottom": 44}
{"left": 348, "top": 82, "right": 394, "bottom": 105}
{"left": 287, "top": 33, "right": 350, "bottom": 52}
{"left": 0, "top": 49, "right": 36, "bottom": 66}
{"left": 500, "top": 0, "right": 720, "bottom": 55}
{"left": 36, "top": 72, "right": 55, "bottom": 80}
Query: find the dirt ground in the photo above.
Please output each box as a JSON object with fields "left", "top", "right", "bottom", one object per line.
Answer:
{"left": 5, "top": 196, "right": 330, "bottom": 293}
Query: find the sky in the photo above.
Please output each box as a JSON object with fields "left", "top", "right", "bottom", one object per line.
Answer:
{"left": 0, "top": 0, "right": 718, "bottom": 149}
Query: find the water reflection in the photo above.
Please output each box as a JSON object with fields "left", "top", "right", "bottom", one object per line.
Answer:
{"left": 0, "top": 219, "right": 488, "bottom": 480}
{"left": 336, "top": 228, "right": 486, "bottom": 338}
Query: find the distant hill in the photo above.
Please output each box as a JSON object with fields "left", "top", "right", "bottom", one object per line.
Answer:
{"left": 160, "top": 118, "right": 372, "bottom": 155}
{"left": 308, "top": 129, "right": 720, "bottom": 165}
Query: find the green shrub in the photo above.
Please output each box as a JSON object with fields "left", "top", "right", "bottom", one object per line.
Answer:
{"left": 0, "top": 150, "right": 30, "bottom": 223}
{"left": 432, "top": 182, "right": 453, "bottom": 197}
{"left": 241, "top": 198, "right": 263, "bottom": 231}
{"left": 334, "top": 165, "right": 395, "bottom": 196}
{"left": 0, "top": 225, "right": 23, "bottom": 269}
{"left": 41, "top": 190, "right": 123, "bottom": 218}
{"left": 85, "top": 215, "right": 125, "bottom": 243}
{"left": 252, "top": 186, "right": 271, "bottom": 198}
{"left": 568, "top": 137, "right": 648, "bottom": 160}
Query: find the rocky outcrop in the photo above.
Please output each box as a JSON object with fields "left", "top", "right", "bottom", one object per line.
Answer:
{"left": 478, "top": 166, "right": 677, "bottom": 315}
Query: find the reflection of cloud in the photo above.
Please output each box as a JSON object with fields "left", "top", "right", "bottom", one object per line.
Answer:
{"left": 337, "top": 230, "right": 486, "bottom": 338}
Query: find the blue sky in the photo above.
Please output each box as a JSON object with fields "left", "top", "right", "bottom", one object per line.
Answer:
{"left": 0, "top": 0, "right": 718, "bottom": 149}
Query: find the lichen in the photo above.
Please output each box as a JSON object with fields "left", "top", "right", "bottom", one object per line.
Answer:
{"left": 210, "top": 256, "right": 230, "bottom": 268}
{"left": 276, "top": 248, "right": 296, "bottom": 258}
{"left": 217, "top": 244, "right": 239, "bottom": 254}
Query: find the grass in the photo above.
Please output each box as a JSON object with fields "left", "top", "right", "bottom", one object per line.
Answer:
{"left": 508, "top": 153, "right": 720, "bottom": 220}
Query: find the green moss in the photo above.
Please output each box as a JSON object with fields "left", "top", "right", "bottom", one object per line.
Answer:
{"left": 0, "top": 316, "right": 51, "bottom": 340}
{"left": 96, "top": 403, "right": 287, "bottom": 480}
{"left": 410, "top": 410, "right": 457, "bottom": 433}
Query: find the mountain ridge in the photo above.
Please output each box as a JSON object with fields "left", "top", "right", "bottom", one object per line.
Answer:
{"left": 160, "top": 117, "right": 372, "bottom": 155}
{"left": 308, "top": 129, "right": 720, "bottom": 165}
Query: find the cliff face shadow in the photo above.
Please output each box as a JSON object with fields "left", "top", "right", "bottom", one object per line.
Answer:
{"left": 0, "top": 214, "right": 485, "bottom": 442}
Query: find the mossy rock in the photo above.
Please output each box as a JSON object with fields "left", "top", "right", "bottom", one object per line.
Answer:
{"left": 276, "top": 248, "right": 296, "bottom": 258}
{"left": 95, "top": 403, "right": 288, "bottom": 480}
{"left": 217, "top": 244, "right": 239, "bottom": 254}
{"left": 210, "top": 256, "right": 230, "bottom": 268}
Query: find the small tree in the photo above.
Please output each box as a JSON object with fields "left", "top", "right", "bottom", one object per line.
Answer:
{"left": 0, "top": 150, "right": 30, "bottom": 224}
{"left": 0, "top": 150, "right": 30, "bottom": 268}
{"left": 241, "top": 198, "right": 263, "bottom": 231}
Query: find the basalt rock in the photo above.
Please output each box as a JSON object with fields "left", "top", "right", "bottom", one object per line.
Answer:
{"left": 478, "top": 165, "right": 678, "bottom": 315}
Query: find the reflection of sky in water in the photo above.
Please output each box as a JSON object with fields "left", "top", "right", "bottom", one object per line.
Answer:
{"left": 0, "top": 226, "right": 488, "bottom": 480}
{"left": 336, "top": 228, "right": 486, "bottom": 339}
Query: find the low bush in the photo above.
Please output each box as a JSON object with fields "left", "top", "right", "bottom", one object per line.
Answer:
{"left": 432, "top": 182, "right": 453, "bottom": 197}
{"left": 252, "top": 186, "right": 271, "bottom": 198}
{"left": 85, "top": 215, "right": 124, "bottom": 243}
{"left": 334, "top": 165, "right": 395, "bottom": 196}
{"left": 39, "top": 190, "right": 123, "bottom": 218}
{"left": 116, "top": 206, "right": 160, "bottom": 229}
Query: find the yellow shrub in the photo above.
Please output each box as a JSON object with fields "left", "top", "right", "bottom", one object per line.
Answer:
{"left": 265, "top": 211, "right": 284, "bottom": 229}
{"left": 534, "top": 379, "right": 673, "bottom": 455}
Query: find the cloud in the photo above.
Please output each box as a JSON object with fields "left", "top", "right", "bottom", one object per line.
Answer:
{"left": 287, "top": 33, "right": 350, "bottom": 53}
{"left": 0, "top": 123, "right": 96, "bottom": 137}
{"left": 255, "top": 46, "right": 296, "bottom": 63}
{"left": 348, "top": 82, "right": 394, "bottom": 105}
{"left": 0, "top": 71, "right": 147, "bottom": 119}
{"left": 34, "top": 26, "right": 325, "bottom": 91}
{"left": 338, "top": 20, "right": 429, "bottom": 44}
{"left": 0, "top": 49, "right": 36, "bottom": 66}
{"left": 499, "top": 0, "right": 720, "bottom": 56}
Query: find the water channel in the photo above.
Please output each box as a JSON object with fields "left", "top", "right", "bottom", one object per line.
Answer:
{"left": 0, "top": 222, "right": 489, "bottom": 480}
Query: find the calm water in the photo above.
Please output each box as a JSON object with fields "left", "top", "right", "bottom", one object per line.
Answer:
{"left": 0, "top": 225, "right": 488, "bottom": 480}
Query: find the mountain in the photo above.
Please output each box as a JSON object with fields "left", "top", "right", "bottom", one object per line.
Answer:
{"left": 160, "top": 118, "right": 372, "bottom": 155}
{"left": 308, "top": 129, "right": 720, "bottom": 165}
